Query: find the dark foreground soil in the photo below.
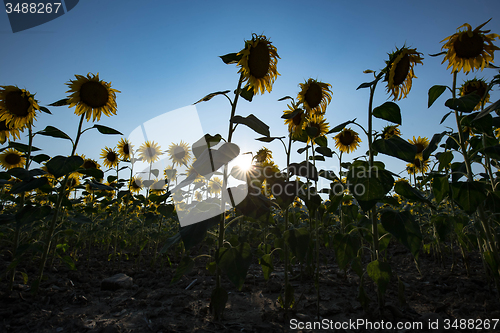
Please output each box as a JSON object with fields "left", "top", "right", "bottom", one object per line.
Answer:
{"left": 1, "top": 242, "right": 500, "bottom": 333}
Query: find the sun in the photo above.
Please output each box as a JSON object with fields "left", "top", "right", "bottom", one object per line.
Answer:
{"left": 233, "top": 153, "right": 253, "bottom": 172}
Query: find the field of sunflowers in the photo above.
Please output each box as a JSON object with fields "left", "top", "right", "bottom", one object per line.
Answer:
{"left": 1, "top": 19, "right": 500, "bottom": 333}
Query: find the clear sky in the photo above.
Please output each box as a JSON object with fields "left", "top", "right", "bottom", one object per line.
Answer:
{"left": 2, "top": 0, "right": 500, "bottom": 188}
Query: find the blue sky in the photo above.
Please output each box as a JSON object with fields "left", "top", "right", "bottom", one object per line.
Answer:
{"left": 1, "top": 0, "right": 500, "bottom": 187}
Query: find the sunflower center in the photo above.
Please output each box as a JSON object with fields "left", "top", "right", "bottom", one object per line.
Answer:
{"left": 454, "top": 32, "right": 484, "bottom": 59}
{"left": 5, "top": 153, "right": 21, "bottom": 165}
{"left": 107, "top": 151, "right": 117, "bottom": 162}
{"left": 173, "top": 146, "right": 186, "bottom": 160}
{"left": 340, "top": 131, "right": 355, "bottom": 145}
{"left": 393, "top": 54, "right": 410, "bottom": 86}
{"left": 415, "top": 143, "right": 425, "bottom": 154}
{"left": 248, "top": 41, "right": 270, "bottom": 79}
{"left": 145, "top": 147, "right": 157, "bottom": 158}
{"left": 122, "top": 144, "right": 130, "bottom": 155}
{"left": 79, "top": 81, "right": 109, "bottom": 108}
{"left": 305, "top": 82, "right": 322, "bottom": 109}
{"left": 5, "top": 90, "right": 30, "bottom": 117}
{"left": 413, "top": 159, "right": 422, "bottom": 168}
{"left": 292, "top": 112, "right": 303, "bottom": 126}
{"left": 463, "top": 82, "right": 487, "bottom": 98}
{"left": 83, "top": 160, "right": 97, "bottom": 169}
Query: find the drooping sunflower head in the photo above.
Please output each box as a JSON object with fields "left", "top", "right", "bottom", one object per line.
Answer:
{"left": 0, "top": 119, "right": 22, "bottom": 144}
{"left": 168, "top": 141, "right": 191, "bottom": 167}
{"left": 408, "top": 136, "right": 429, "bottom": 156}
{"left": 0, "top": 148, "right": 25, "bottom": 170}
{"left": 384, "top": 46, "right": 423, "bottom": 101}
{"left": 138, "top": 140, "right": 162, "bottom": 164}
{"left": 237, "top": 34, "right": 280, "bottom": 95}
{"left": 334, "top": 127, "right": 361, "bottom": 154}
{"left": 305, "top": 114, "right": 330, "bottom": 143}
{"left": 254, "top": 147, "right": 273, "bottom": 164}
{"left": 407, "top": 157, "right": 430, "bottom": 175}
{"left": 80, "top": 156, "right": 101, "bottom": 170}
{"left": 100, "top": 146, "right": 120, "bottom": 169}
{"left": 66, "top": 73, "right": 120, "bottom": 122}
{"left": 441, "top": 19, "right": 500, "bottom": 74}
{"left": 297, "top": 79, "right": 333, "bottom": 115}
{"left": 283, "top": 102, "right": 306, "bottom": 136}
{"left": 459, "top": 78, "right": 491, "bottom": 110}
{"left": 381, "top": 124, "right": 401, "bottom": 139}
{"left": 129, "top": 176, "right": 143, "bottom": 193}
{"left": 0, "top": 85, "right": 40, "bottom": 129}
{"left": 117, "top": 138, "right": 133, "bottom": 160}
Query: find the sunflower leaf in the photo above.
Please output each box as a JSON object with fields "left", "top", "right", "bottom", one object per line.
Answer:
{"left": 474, "top": 98, "right": 500, "bottom": 120}
{"left": 315, "top": 146, "right": 333, "bottom": 157}
{"left": 314, "top": 136, "right": 328, "bottom": 147}
{"left": 281, "top": 108, "right": 301, "bottom": 119}
{"left": 428, "top": 85, "right": 448, "bottom": 108}
{"left": 8, "top": 142, "right": 41, "bottom": 152}
{"left": 429, "top": 51, "right": 447, "bottom": 57}
{"left": 372, "top": 136, "right": 416, "bottom": 163}
{"left": 48, "top": 98, "right": 69, "bottom": 106}
{"left": 36, "top": 126, "right": 72, "bottom": 141}
{"left": 318, "top": 169, "right": 339, "bottom": 181}
{"left": 76, "top": 168, "right": 104, "bottom": 180}
{"left": 288, "top": 161, "right": 318, "bottom": 181}
{"left": 192, "top": 134, "right": 223, "bottom": 159}
{"left": 278, "top": 96, "right": 293, "bottom": 102}
{"left": 445, "top": 93, "right": 482, "bottom": 113}
{"left": 231, "top": 114, "right": 269, "bottom": 137}
{"left": 31, "top": 154, "right": 51, "bottom": 164}
{"left": 10, "top": 177, "right": 49, "bottom": 194}
{"left": 220, "top": 53, "right": 242, "bottom": 65}
{"left": 39, "top": 106, "right": 52, "bottom": 114}
{"left": 440, "top": 111, "right": 453, "bottom": 124}
{"left": 356, "top": 80, "right": 377, "bottom": 90}
{"left": 46, "top": 155, "right": 84, "bottom": 179}
{"left": 373, "top": 102, "right": 401, "bottom": 125}
{"left": 256, "top": 136, "right": 285, "bottom": 143}
{"left": 194, "top": 90, "right": 231, "bottom": 104}
{"left": 238, "top": 85, "right": 254, "bottom": 102}
{"left": 327, "top": 119, "right": 357, "bottom": 134}
{"left": 451, "top": 181, "right": 487, "bottom": 215}
{"left": 92, "top": 125, "right": 123, "bottom": 135}
{"left": 422, "top": 131, "right": 446, "bottom": 161}
{"left": 309, "top": 155, "right": 325, "bottom": 161}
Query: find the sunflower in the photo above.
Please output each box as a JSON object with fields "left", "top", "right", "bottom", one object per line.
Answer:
{"left": 138, "top": 141, "right": 162, "bottom": 164}
{"left": 0, "top": 119, "right": 22, "bottom": 144}
{"left": 185, "top": 164, "right": 199, "bottom": 179}
{"left": 100, "top": 146, "right": 120, "bottom": 169}
{"left": 0, "top": 148, "right": 25, "bottom": 170}
{"left": 0, "top": 86, "right": 40, "bottom": 129}
{"left": 130, "top": 176, "right": 143, "bottom": 193}
{"left": 150, "top": 179, "right": 167, "bottom": 193}
{"left": 66, "top": 73, "right": 120, "bottom": 122}
{"left": 117, "top": 138, "right": 133, "bottom": 160}
{"left": 495, "top": 128, "right": 500, "bottom": 139}
{"left": 408, "top": 136, "right": 429, "bottom": 157}
{"left": 66, "top": 173, "right": 81, "bottom": 190}
{"left": 283, "top": 101, "right": 306, "bottom": 136}
{"left": 406, "top": 157, "right": 430, "bottom": 175}
{"left": 381, "top": 125, "right": 401, "bottom": 139}
{"left": 208, "top": 176, "right": 222, "bottom": 195}
{"left": 305, "top": 113, "right": 329, "bottom": 143}
{"left": 194, "top": 191, "right": 203, "bottom": 201}
{"left": 80, "top": 156, "right": 101, "bottom": 170}
{"left": 334, "top": 127, "right": 361, "bottom": 154}
{"left": 254, "top": 147, "right": 273, "bottom": 164}
{"left": 441, "top": 19, "right": 500, "bottom": 74}
{"left": 167, "top": 141, "right": 190, "bottom": 167}
{"left": 297, "top": 79, "right": 333, "bottom": 115}
{"left": 164, "top": 166, "right": 177, "bottom": 182}
{"left": 459, "top": 78, "right": 491, "bottom": 110}
{"left": 385, "top": 46, "right": 423, "bottom": 101}
{"left": 237, "top": 34, "right": 280, "bottom": 95}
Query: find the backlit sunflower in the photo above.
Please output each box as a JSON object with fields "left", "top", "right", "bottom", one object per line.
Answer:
{"left": 254, "top": 147, "right": 273, "bottom": 164}
{"left": 0, "top": 148, "right": 25, "bottom": 170}
{"left": 0, "top": 119, "right": 22, "bottom": 144}
{"left": 80, "top": 156, "right": 101, "bottom": 170}
{"left": 408, "top": 136, "right": 429, "bottom": 158}
{"left": 168, "top": 141, "right": 191, "bottom": 167}
{"left": 138, "top": 141, "right": 162, "bottom": 164}
{"left": 130, "top": 176, "right": 143, "bottom": 193}
{"left": 194, "top": 191, "right": 203, "bottom": 201}
{"left": 305, "top": 114, "right": 329, "bottom": 143}
{"left": 237, "top": 34, "right": 280, "bottom": 95}
{"left": 283, "top": 101, "right": 306, "bottom": 136}
{"left": 66, "top": 173, "right": 81, "bottom": 190}
{"left": 441, "top": 19, "right": 500, "bottom": 74}
{"left": 208, "top": 176, "right": 222, "bottom": 195}
{"left": 385, "top": 46, "right": 423, "bottom": 101}
{"left": 164, "top": 166, "right": 177, "bottom": 182}
{"left": 381, "top": 125, "right": 401, "bottom": 139}
{"left": 297, "top": 79, "right": 332, "bottom": 115}
{"left": 0, "top": 86, "right": 40, "bottom": 129}
{"left": 459, "top": 78, "right": 490, "bottom": 110}
{"left": 334, "top": 127, "right": 361, "bottom": 154}
{"left": 117, "top": 138, "right": 133, "bottom": 160}
{"left": 100, "top": 146, "right": 120, "bottom": 169}
{"left": 406, "top": 157, "right": 430, "bottom": 175}
{"left": 66, "top": 73, "right": 120, "bottom": 122}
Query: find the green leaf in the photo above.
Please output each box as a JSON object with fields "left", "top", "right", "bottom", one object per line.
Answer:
{"left": 428, "top": 85, "right": 448, "bottom": 108}
{"left": 192, "top": 134, "right": 222, "bottom": 159}
{"left": 160, "top": 232, "right": 182, "bottom": 254}
{"left": 49, "top": 98, "right": 69, "bottom": 106}
{"left": 8, "top": 168, "right": 31, "bottom": 181}
{"left": 77, "top": 168, "right": 104, "bottom": 179}
{"left": 373, "top": 102, "right": 401, "bottom": 125}
{"left": 15, "top": 204, "right": 52, "bottom": 227}
{"left": 170, "top": 256, "right": 195, "bottom": 284}
{"left": 422, "top": 131, "right": 446, "bottom": 161}
{"left": 210, "top": 287, "right": 228, "bottom": 319}
{"left": 46, "top": 155, "right": 84, "bottom": 179}
{"left": 440, "top": 111, "right": 453, "bottom": 124}
{"left": 39, "top": 106, "right": 52, "bottom": 114}
{"left": 309, "top": 155, "right": 325, "bottom": 161}
{"left": 220, "top": 52, "right": 242, "bottom": 64}
{"left": 314, "top": 136, "right": 328, "bottom": 147}
{"left": 315, "top": 146, "right": 333, "bottom": 157}
{"left": 31, "top": 154, "right": 51, "bottom": 164}
{"left": 437, "top": 151, "right": 453, "bottom": 171}
{"left": 432, "top": 175, "right": 450, "bottom": 204}
{"left": 218, "top": 243, "right": 252, "bottom": 290}
{"left": 8, "top": 142, "right": 41, "bottom": 152}
{"left": 232, "top": 114, "right": 269, "bottom": 136}
{"left": 92, "top": 125, "right": 123, "bottom": 135}
{"left": 367, "top": 260, "right": 392, "bottom": 295}
{"left": 394, "top": 181, "right": 435, "bottom": 208}
{"left": 332, "top": 233, "right": 361, "bottom": 271}
{"left": 259, "top": 254, "right": 273, "bottom": 280}
{"left": 327, "top": 118, "right": 357, "bottom": 134}
{"left": 474, "top": 98, "right": 500, "bottom": 120}
{"left": 372, "top": 136, "right": 416, "bottom": 163}
{"left": 445, "top": 93, "right": 482, "bottom": 113}
{"left": 36, "top": 126, "right": 72, "bottom": 141}
{"left": 451, "top": 181, "right": 487, "bottom": 215}
{"left": 356, "top": 80, "right": 377, "bottom": 90}
{"left": 10, "top": 177, "right": 49, "bottom": 194}
{"left": 238, "top": 85, "right": 254, "bottom": 102}
{"left": 285, "top": 227, "right": 310, "bottom": 263}
{"left": 318, "top": 169, "right": 339, "bottom": 181}
{"left": 380, "top": 210, "right": 422, "bottom": 258}
{"left": 281, "top": 107, "right": 301, "bottom": 119}
{"left": 194, "top": 90, "right": 231, "bottom": 104}
{"left": 305, "top": 126, "right": 319, "bottom": 138}
{"left": 288, "top": 161, "right": 318, "bottom": 181}
{"left": 180, "top": 214, "right": 221, "bottom": 250}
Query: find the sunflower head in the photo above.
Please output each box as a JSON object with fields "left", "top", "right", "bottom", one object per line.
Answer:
{"left": 117, "top": 138, "right": 133, "bottom": 160}
{"left": 283, "top": 102, "right": 307, "bottom": 136}
{"left": 66, "top": 173, "right": 81, "bottom": 190}
{"left": 384, "top": 46, "right": 423, "bottom": 101}
{"left": 297, "top": 79, "right": 333, "bottom": 115}
{"left": 130, "top": 176, "right": 143, "bottom": 193}
{"left": 66, "top": 73, "right": 120, "bottom": 122}
{"left": 208, "top": 176, "right": 223, "bottom": 195}
{"left": 100, "top": 146, "right": 120, "bottom": 169}
{"left": 0, "top": 86, "right": 40, "bottom": 129}
{"left": 254, "top": 147, "right": 273, "bottom": 164}
{"left": 80, "top": 156, "right": 101, "bottom": 170}
{"left": 381, "top": 125, "right": 401, "bottom": 139}
{"left": 441, "top": 19, "right": 500, "bottom": 74}
{"left": 237, "top": 34, "right": 280, "bottom": 95}
{"left": 0, "top": 119, "right": 22, "bottom": 144}
{"left": 459, "top": 78, "right": 491, "bottom": 110}
{"left": 407, "top": 157, "right": 430, "bottom": 175}
{"left": 167, "top": 141, "right": 191, "bottom": 167}
{"left": 305, "top": 114, "right": 329, "bottom": 143}
{"left": 164, "top": 166, "right": 177, "bottom": 182}
{"left": 138, "top": 141, "right": 162, "bottom": 164}
{"left": 0, "top": 148, "right": 25, "bottom": 170}
{"left": 408, "top": 136, "right": 429, "bottom": 156}
{"left": 334, "top": 127, "right": 361, "bottom": 154}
